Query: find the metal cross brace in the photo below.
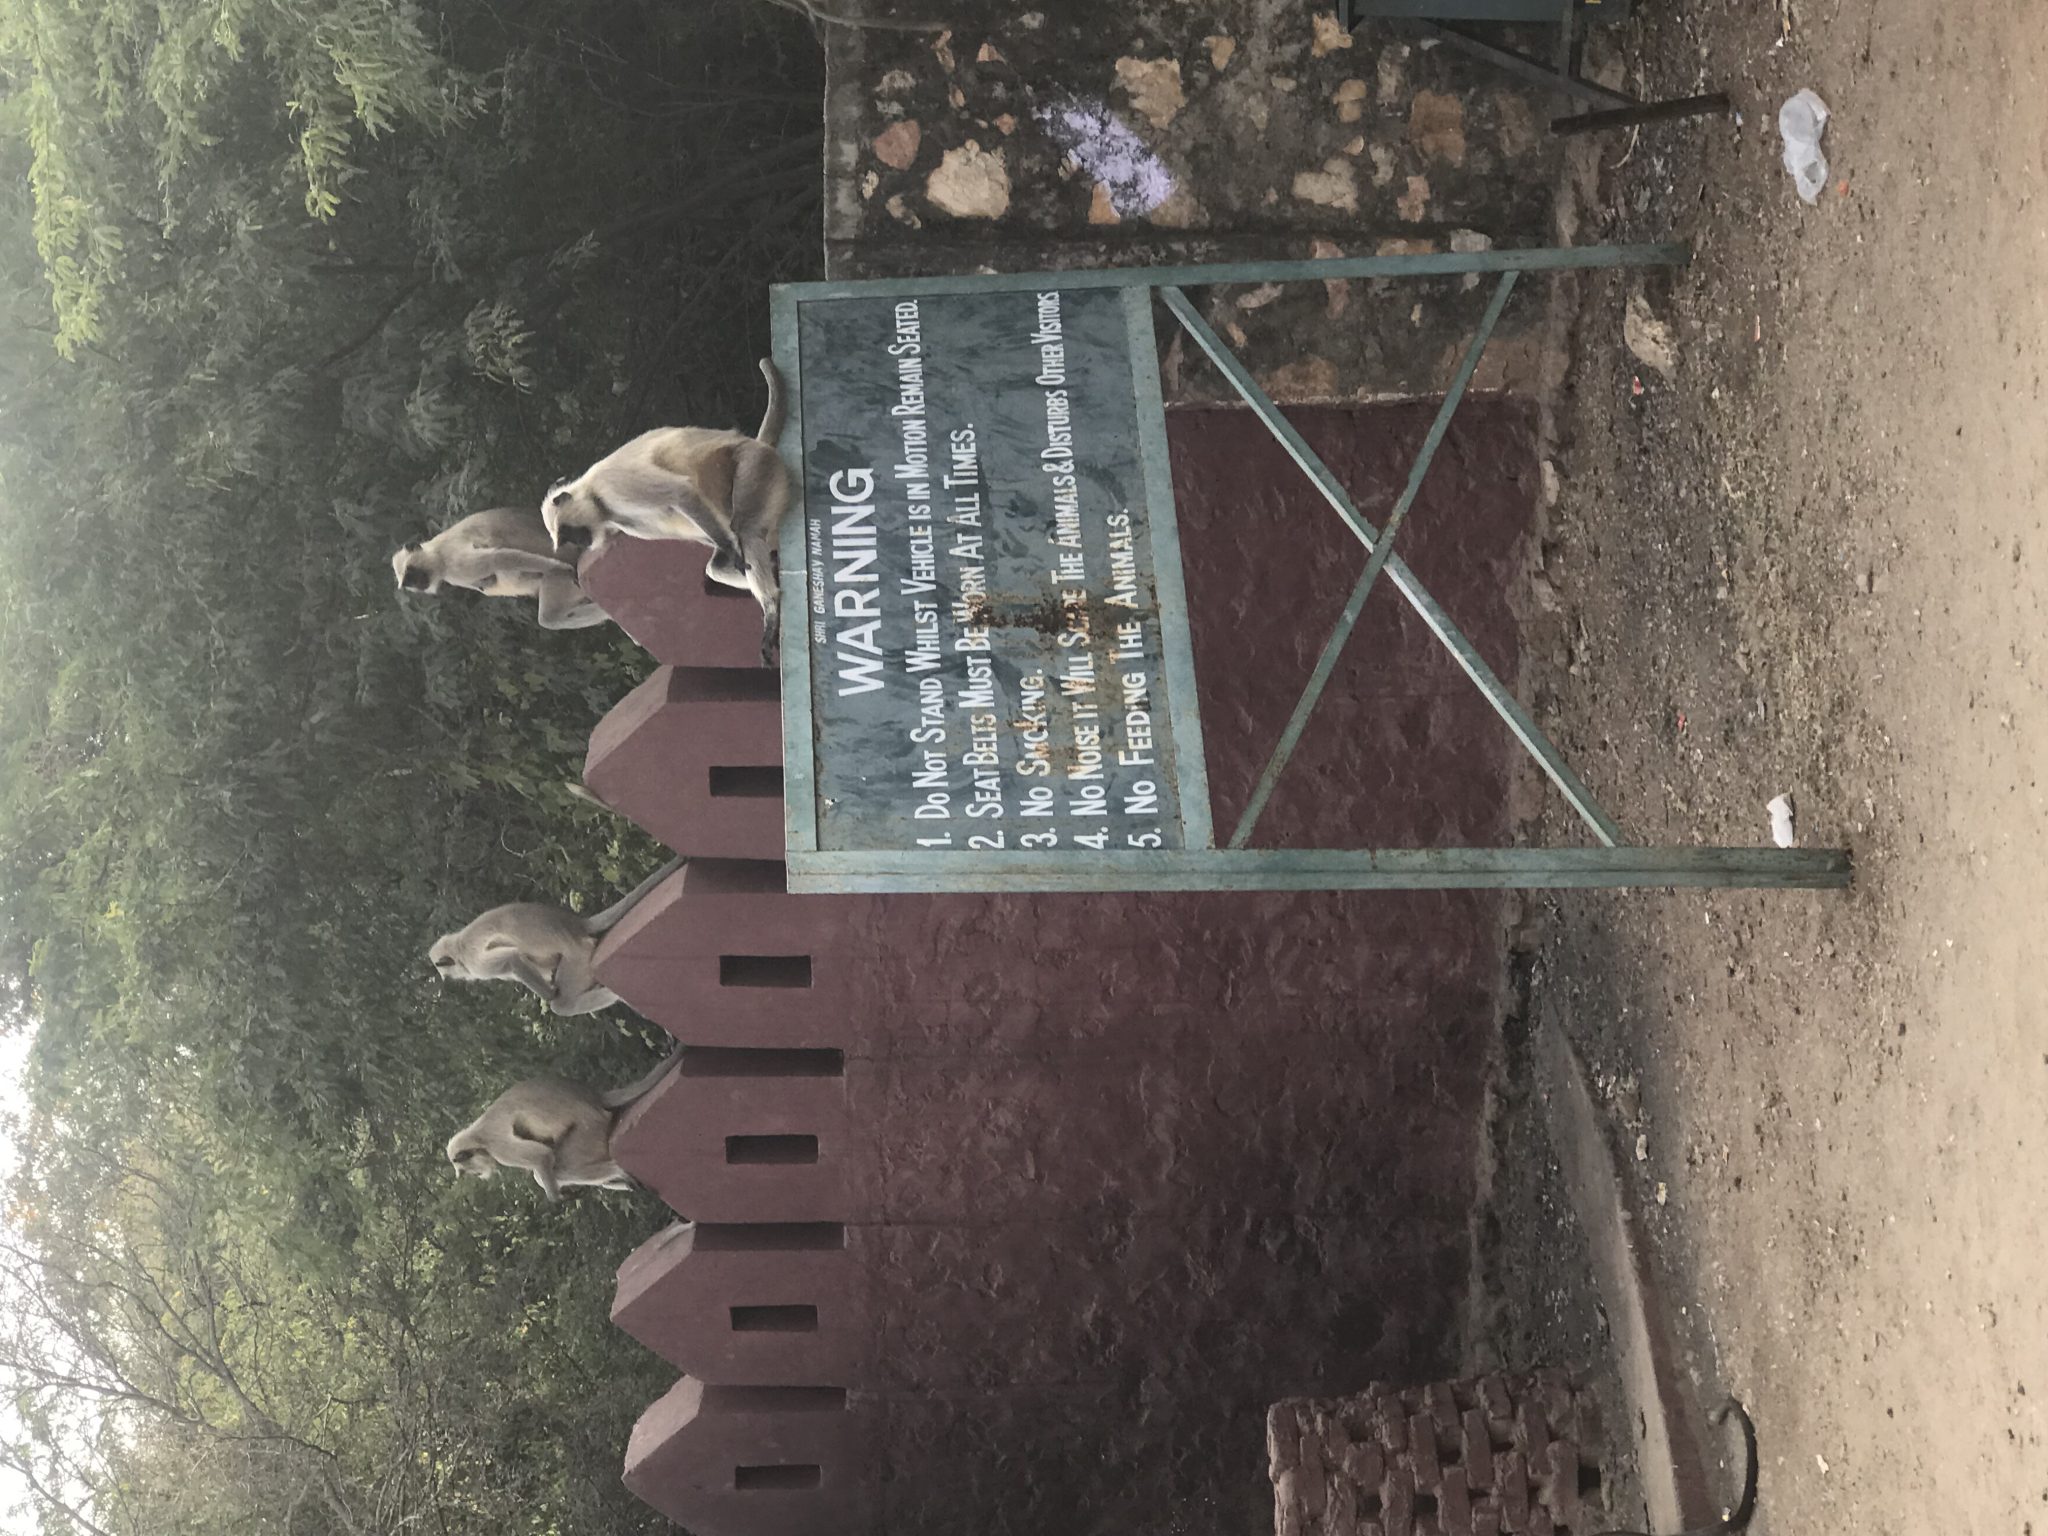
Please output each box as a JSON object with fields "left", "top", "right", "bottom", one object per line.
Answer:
{"left": 1163, "top": 274, "right": 1622, "bottom": 850}
{"left": 1146, "top": 253, "right": 1849, "bottom": 891}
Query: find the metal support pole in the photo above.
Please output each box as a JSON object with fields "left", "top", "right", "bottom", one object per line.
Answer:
{"left": 1552, "top": 0, "right": 1578, "bottom": 76}
{"left": 789, "top": 846, "right": 1854, "bottom": 894}
{"left": 784, "top": 245, "right": 1690, "bottom": 302}
{"left": 1551, "top": 94, "right": 1731, "bottom": 134}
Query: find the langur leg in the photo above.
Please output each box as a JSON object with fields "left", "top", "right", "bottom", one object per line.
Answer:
{"left": 737, "top": 525, "right": 782, "bottom": 666}
{"left": 660, "top": 490, "right": 746, "bottom": 574}
{"left": 705, "top": 547, "right": 777, "bottom": 663}
{"left": 706, "top": 549, "right": 750, "bottom": 590}
{"left": 474, "top": 942, "right": 559, "bottom": 1001}
{"left": 551, "top": 985, "right": 620, "bottom": 1017}
{"left": 504, "top": 952, "right": 561, "bottom": 1002}
{"left": 545, "top": 950, "right": 608, "bottom": 1016}
{"left": 730, "top": 443, "right": 790, "bottom": 665}
{"left": 537, "top": 572, "right": 608, "bottom": 630}
{"left": 507, "top": 1121, "right": 563, "bottom": 1201}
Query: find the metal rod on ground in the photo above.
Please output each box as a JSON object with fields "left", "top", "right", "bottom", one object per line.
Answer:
{"left": 1157, "top": 286, "right": 1628, "bottom": 849}
{"left": 1206, "top": 271, "right": 1520, "bottom": 850}
{"left": 1552, "top": 93, "right": 1731, "bottom": 134}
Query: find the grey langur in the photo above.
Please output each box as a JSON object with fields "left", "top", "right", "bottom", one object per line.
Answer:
{"left": 427, "top": 856, "right": 684, "bottom": 1015}
{"left": 392, "top": 506, "right": 609, "bottom": 630}
{"left": 446, "top": 1049, "right": 684, "bottom": 1200}
{"left": 541, "top": 360, "right": 790, "bottom": 663}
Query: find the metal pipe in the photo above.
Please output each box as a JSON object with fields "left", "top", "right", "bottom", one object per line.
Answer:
{"left": 788, "top": 846, "right": 1854, "bottom": 894}
{"left": 1552, "top": 93, "right": 1731, "bottom": 135}
{"left": 774, "top": 244, "right": 1689, "bottom": 303}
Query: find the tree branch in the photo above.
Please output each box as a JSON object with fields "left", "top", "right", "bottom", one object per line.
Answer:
{"left": 0, "top": 1444, "right": 119, "bottom": 1536}
{"left": 315, "top": 277, "right": 434, "bottom": 371}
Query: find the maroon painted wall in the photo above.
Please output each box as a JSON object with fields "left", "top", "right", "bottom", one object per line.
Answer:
{"left": 578, "top": 399, "right": 1538, "bottom": 1536}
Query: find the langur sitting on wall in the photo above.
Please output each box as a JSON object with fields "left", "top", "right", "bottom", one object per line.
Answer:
{"left": 427, "top": 857, "right": 682, "bottom": 1015}
{"left": 541, "top": 360, "right": 790, "bottom": 663}
{"left": 392, "top": 506, "right": 609, "bottom": 630}
{"left": 446, "top": 1051, "right": 683, "bottom": 1201}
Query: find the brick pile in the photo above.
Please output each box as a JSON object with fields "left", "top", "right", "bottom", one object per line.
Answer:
{"left": 1267, "top": 1371, "right": 1602, "bottom": 1536}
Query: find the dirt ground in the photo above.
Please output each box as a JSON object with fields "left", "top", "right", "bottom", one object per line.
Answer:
{"left": 1483, "top": 3, "right": 2048, "bottom": 1533}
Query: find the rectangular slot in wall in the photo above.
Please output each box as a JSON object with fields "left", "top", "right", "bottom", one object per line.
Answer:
{"left": 672, "top": 668, "right": 780, "bottom": 705}
{"left": 719, "top": 954, "right": 812, "bottom": 989}
{"left": 706, "top": 1385, "right": 847, "bottom": 1413}
{"left": 709, "top": 765, "right": 784, "bottom": 798}
{"left": 735, "top": 1464, "right": 823, "bottom": 1492}
{"left": 725, "top": 1134, "right": 819, "bottom": 1166}
{"left": 695, "top": 1223, "right": 845, "bottom": 1252}
{"left": 681, "top": 1048, "right": 844, "bottom": 1079}
{"left": 730, "top": 1304, "right": 820, "bottom": 1333}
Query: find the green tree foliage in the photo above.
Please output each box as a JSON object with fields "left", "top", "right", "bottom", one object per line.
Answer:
{"left": 0, "top": 1, "right": 823, "bottom": 1529}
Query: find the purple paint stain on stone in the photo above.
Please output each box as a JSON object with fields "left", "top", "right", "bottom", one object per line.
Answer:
{"left": 1037, "top": 98, "right": 1176, "bottom": 215}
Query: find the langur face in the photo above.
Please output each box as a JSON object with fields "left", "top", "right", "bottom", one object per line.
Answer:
{"left": 393, "top": 546, "right": 439, "bottom": 594}
{"left": 447, "top": 1145, "right": 496, "bottom": 1180}
{"left": 428, "top": 938, "right": 467, "bottom": 980}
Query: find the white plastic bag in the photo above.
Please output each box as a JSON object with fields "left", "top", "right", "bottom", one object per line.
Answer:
{"left": 1778, "top": 89, "right": 1831, "bottom": 205}
{"left": 1766, "top": 793, "right": 1797, "bottom": 848}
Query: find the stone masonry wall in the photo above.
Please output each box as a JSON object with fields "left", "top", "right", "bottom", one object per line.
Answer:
{"left": 823, "top": 0, "right": 1563, "bottom": 402}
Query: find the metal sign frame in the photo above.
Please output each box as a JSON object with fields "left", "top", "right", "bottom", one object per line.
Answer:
{"left": 770, "top": 246, "right": 1852, "bottom": 895}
